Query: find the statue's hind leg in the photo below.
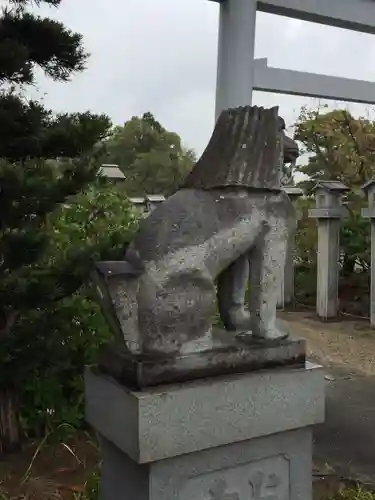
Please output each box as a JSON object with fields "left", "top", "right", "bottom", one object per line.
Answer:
{"left": 217, "top": 254, "right": 251, "bottom": 331}
{"left": 248, "top": 213, "right": 294, "bottom": 341}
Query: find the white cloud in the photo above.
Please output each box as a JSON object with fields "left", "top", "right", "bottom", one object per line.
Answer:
{"left": 27, "top": 0, "right": 375, "bottom": 156}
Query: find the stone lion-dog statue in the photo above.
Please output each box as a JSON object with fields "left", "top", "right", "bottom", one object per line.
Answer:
{"left": 93, "top": 105, "right": 300, "bottom": 358}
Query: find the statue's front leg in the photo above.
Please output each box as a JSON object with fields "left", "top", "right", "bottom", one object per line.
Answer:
{"left": 217, "top": 254, "right": 251, "bottom": 331}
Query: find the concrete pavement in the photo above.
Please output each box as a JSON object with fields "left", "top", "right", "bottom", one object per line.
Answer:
{"left": 313, "top": 363, "right": 375, "bottom": 487}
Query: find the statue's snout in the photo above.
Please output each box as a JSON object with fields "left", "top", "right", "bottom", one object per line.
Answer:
{"left": 283, "top": 133, "right": 299, "bottom": 163}
{"left": 278, "top": 116, "right": 299, "bottom": 164}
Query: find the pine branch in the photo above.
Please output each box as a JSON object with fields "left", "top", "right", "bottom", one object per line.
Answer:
{"left": 0, "top": 155, "right": 102, "bottom": 231}
{"left": 9, "top": 0, "right": 62, "bottom": 7}
{"left": 0, "top": 231, "right": 128, "bottom": 310}
{"left": 0, "top": 308, "right": 19, "bottom": 340}
{"left": 0, "top": 93, "right": 111, "bottom": 160}
{"left": 0, "top": 230, "right": 47, "bottom": 274}
{"left": 0, "top": 10, "right": 88, "bottom": 84}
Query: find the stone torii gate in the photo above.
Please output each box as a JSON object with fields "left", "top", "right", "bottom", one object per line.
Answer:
{"left": 209, "top": 0, "right": 375, "bottom": 118}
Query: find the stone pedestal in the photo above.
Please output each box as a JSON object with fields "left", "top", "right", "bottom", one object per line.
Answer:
{"left": 85, "top": 362, "right": 325, "bottom": 500}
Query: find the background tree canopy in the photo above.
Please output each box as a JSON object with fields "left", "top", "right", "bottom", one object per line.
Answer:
{"left": 103, "top": 111, "right": 196, "bottom": 195}
{"left": 293, "top": 105, "right": 373, "bottom": 309}
{"left": 295, "top": 106, "right": 375, "bottom": 189}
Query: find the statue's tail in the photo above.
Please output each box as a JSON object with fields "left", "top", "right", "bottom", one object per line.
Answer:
{"left": 182, "top": 105, "right": 283, "bottom": 191}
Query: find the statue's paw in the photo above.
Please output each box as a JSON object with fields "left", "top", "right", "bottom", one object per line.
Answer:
{"left": 251, "top": 319, "right": 290, "bottom": 343}
{"left": 223, "top": 307, "right": 251, "bottom": 332}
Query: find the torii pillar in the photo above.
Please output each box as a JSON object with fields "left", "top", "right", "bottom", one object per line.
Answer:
{"left": 211, "top": 0, "right": 375, "bottom": 119}
{"left": 215, "top": 0, "right": 256, "bottom": 118}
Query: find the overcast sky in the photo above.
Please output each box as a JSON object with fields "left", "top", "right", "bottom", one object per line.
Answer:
{"left": 29, "top": 0, "right": 375, "bottom": 156}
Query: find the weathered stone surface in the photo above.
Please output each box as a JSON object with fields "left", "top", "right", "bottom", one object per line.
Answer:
{"left": 309, "top": 181, "right": 348, "bottom": 321}
{"left": 97, "top": 327, "right": 306, "bottom": 389}
{"left": 182, "top": 108, "right": 298, "bottom": 191}
{"left": 99, "top": 429, "right": 312, "bottom": 500}
{"left": 91, "top": 105, "right": 303, "bottom": 380}
{"left": 86, "top": 361, "right": 325, "bottom": 499}
{"left": 85, "top": 362, "right": 325, "bottom": 463}
{"left": 94, "top": 187, "right": 296, "bottom": 354}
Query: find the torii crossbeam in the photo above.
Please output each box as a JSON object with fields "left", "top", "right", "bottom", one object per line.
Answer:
{"left": 209, "top": 0, "right": 375, "bottom": 117}
{"left": 253, "top": 58, "right": 375, "bottom": 105}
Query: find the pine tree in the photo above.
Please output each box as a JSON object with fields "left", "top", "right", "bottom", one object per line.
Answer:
{"left": 0, "top": 0, "right": 115, "bottom": 453}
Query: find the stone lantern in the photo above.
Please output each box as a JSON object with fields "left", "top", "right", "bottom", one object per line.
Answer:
{"left": 145, "top": 194, "right": 166, "bottom": 212}
{"left": 309, "top": 181, "right": 349, "bottom": 320}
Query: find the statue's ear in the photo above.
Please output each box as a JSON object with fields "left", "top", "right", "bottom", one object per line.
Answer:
{"left": 278, "top": 116, "right": 286, "bottom": 131}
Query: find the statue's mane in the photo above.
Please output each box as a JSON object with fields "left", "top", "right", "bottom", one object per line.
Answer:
{"left": 182, "top": 105, "right": 283, "bottom": 191}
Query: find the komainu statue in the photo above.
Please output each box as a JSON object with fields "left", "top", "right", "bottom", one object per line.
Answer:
{"left": 92, "top": 105, "right": 304, "bottom": 388}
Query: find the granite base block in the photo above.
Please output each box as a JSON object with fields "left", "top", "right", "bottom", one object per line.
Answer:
{"left": 85, "top": 363, "right": 325, "bottom": 499}
{"left": 85, "top": 362, "right": 324, "bottom": 463}
{"left": 100, "top": 427, "right": 312, "bottom": 500}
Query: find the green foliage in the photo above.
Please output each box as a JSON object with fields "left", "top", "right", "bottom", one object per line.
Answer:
{"left": 295, "top": 105, "right": 375, "bottom": 189}
{"left": 1, "top": 158, "right": 104, "bottom": 326}
{"left": 0, "top": 91, "right": 111, "bottom": 161}
{"left": 0, "top": 2, "right": 87, "bottom": 85}
{"left": 340, "top": 191, "right": 370, "bottom": 274}
{"left": 0, "top": 0, "right": 111, "bottom": 162}
{"left": 294, "top": 195, "right": 370, "bottom": 305}
{"left": 0, "top": 0, "right": 129, "bottom": 454}
{"left": 0, "top": 0, "right": 113, "bottom": 340}
{"left": 14, "top": 295, "right": 110, "bottom": 435}
{"left": 103, "top": 112, "right": 196, "bottom": 195}
{"left": 293, "top": 196, "right": 318, "bottom": 304}
{"left": 1, "top": 183, "right": 139, "bottom": 435}
{"left": 0, "top": 0, "right": 143, "bottom": 452}
{"left": 331, "top": 486, "right": 375, "bottom": 500}
{"left": 293, "top": 106, "right": 374, "bottom": 306}
{"left": 79, "top": 469, "right": 100, "bottom": 500}
{"left": 294, "top": 196, "right": 317, "bottom": 268}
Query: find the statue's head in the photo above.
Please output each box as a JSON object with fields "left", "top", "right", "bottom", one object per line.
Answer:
{"left": 278, "top": 116, "right": 300, "bottom": 164}
{"left": 182, "top": 105, "right": 300, "bottom": 191}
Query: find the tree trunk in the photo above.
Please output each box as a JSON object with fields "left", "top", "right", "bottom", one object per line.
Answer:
{"left": 0, "top": 387, "right": 22, "bottom": 455}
